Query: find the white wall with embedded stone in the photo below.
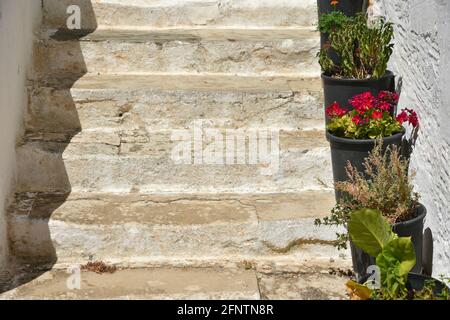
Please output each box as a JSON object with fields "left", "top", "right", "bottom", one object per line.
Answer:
{"left": 375, "top": 0, "right": 450, "bottom": 276}
{"left": 0, "top": 0, "right": 42, "bottom": 273}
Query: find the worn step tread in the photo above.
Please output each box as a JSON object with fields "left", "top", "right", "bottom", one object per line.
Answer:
{"left": 22, "top": 129, "right": 327, "bottom": 151}
{"left": 9, "top": 190, "right": 335, "bottom": 225}
{"left": 0, "top": 265, "right": 349, "bottom": 300}
{"left": 35, "top": 27, "right": 320, "bottom": 78}
{"left": 16, "top": 129, "right": 332, "bottom": 194}
{"left": 26, "top": 85, "right": 324, "bottom": 135}
{"left": 43, "top": 0, "right": 317, "bottom": 29}
{"left": 8, "top": 191, "right": 344, "bottom": 265}
{"left": 0, "top": 267, "right": 259, "bottom": 300}
{"left": 44, "top": 25, "right": 319, "bottom": 41}
{"left": 38, "top": 72, "right": 321, "bottom": 91}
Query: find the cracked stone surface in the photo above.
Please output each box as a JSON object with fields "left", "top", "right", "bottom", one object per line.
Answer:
{"left": 16, "top": 129, "right": 332, "bottom": 194}
{"left": 7, "top": 191, "right": 346, "bottom": 265}
{"left": 35, "top": 28, "right": 319, "bottom": 78}
{"left": 4, "top": 0, "right": 351, "bottom": 295}
{"left": 25, "top": 86, "right": 323, "bottom": 136}
{"left": 0, "top": 265, "right": 350, "bottom": 300}
{"left": 43, "top": 0, "right": 318, "bottom": 29}
{"left": 258, "top": 272, "right": 347, "bottom": 300}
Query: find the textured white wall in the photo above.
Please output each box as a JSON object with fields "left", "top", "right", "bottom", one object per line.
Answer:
{"left": 0, "top": 0, "right": 42, "bottom": 273}
{"left": 376, "top": 0, "right": 450, "bottom": 276}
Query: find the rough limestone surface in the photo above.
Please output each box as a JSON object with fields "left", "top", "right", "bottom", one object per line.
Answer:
{"left": 7, "top": 192, "right": 345, "bottom": 265}
{"left": 0, "top": 264, "right": 351, "bottom": 300}
{"left": 1, "top": 0, "right": 355, "bottom": 299}
{"left": 43, "top": 0, "right": 318, "bottom": 29}
{"left": 34, "top": 29, "right": 320, "bottom": 77}
{"left": 376, "top": 0, "right": 450, "bottom": 276}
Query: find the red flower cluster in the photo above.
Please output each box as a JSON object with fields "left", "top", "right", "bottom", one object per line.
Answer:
{"left": 349, "top": 91, "right": 398, "bottom": 115}
{"left": 396, "top": 108, "right": 419, "bottom": 127}
{"left": 326, "top": 91, "right": 418, "bottom": 128}
{"left": 326, "top": 102, "right": 348, "bottom": 118}
{"left": 349, "top": 92, "right": 376, "bottom": 113}
{"left": 378, "top": 91, "right": 399, "bottom": 105}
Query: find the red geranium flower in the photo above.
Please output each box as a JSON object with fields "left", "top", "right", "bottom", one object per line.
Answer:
{"left": 396, "top": 108, "right": 419, "bottom": 127}
{"left": 378, "top": 91, "right": 399, "bottom": 104}
{"left": 372, "top": 110, "right": 383, "bottom": 119}
{"left": 407, "top": 109, "right": 419, "bottom": 127}
{"left": 326, "top": 102, "right": 348, "bottom": 118}
{"left": 396, "top": 110, "right": 409, "bottom": 124}
{"left": 352, "top": 115, "right": 364, "bottom": 125}
{"left": 350, "top": 92, "right": 376, "bottom": 113}
{"left": 378, "top": 101, "right": 391, "bottom": 112}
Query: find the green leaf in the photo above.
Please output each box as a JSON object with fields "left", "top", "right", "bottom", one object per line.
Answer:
{"left": 346, "top": 280, "right": 373, "bottom": 300}
{"left": 348, "top": 208, "right": 395, "bottom": 257}
{"left": 376, "top": 237, "right": 416, "bottom": 277}
{"left": 375, "top": 237, "right": 416, "bottom": 298}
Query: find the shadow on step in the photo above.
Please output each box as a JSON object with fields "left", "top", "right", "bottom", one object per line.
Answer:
{"left": 1, "top": 0, "right": 98, "bottom": 294}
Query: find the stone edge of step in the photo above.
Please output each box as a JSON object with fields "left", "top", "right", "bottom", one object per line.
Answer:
{"left": 33, "top": 72, "right": 322, "bottom": 91}
{"left": 42, "top": 0, "right": 318, "bottom": 29}
{"left": 39, "top": 25, "right": 320, "bottom": 42}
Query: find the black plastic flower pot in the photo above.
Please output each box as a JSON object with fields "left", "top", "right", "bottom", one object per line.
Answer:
{"left": 326, "top": 129, "right": 405, "bottom": 202}
{"left": 322, "top": 71, "right": 396, "bottom": 124}
{"left": 351, "top": 204, "right": 427, "bottom": 282}
{"left": 406, "top": 273, "right": 448, "bottom": 296}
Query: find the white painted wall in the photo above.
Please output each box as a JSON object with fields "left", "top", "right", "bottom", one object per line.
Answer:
{"left": 0, "top": 0, "right": 42, "bottom": 272}
{"left": 375, "top": 0, "right": 450, "bottom": 276}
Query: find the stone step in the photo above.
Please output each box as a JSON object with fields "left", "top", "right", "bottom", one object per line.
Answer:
{"left": 16, "top": 129, "right": 332, "bottom": 194}
{"left": 27, "top": 73, "right": 323, "bottom": 141}
{"left": 0, "top": 264, "right": 349, "bottom": 300}
{"left": 34, "top": 27, "right": 319, "bottom": 79}
{"left": 26, "top": 75, "right": 323, "bottom": 136}
{"left": 8, "top": 191, "right": 342, "bottom": 265}
{"left": 43, "top": 0, "right": 317, "bottom": 30}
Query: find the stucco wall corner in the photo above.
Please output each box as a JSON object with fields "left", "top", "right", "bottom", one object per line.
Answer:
{"left": 0, "top": 0, "right": 42, "bottom": 274}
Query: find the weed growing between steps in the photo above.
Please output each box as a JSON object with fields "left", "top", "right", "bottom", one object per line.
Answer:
{"left": 81, "top": 261, "right": 117, "bottom": 274}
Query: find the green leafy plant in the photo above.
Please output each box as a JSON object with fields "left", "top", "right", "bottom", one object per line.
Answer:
{"left": 318, "top": 11, "right": 352, "bottom": 34}
{"left": 346, "top": 209, "right": 449, "bottom": 300}
{"left": 318, "top": 13, "right": 394, "bottom": 79}
{"left": 315, "top": 142, "right": 420, "bottom": 249}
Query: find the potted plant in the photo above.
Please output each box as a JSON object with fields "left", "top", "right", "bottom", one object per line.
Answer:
{"left": 326, "top": 91, "right": 418, "bottom": 195}
{"left": 318, "top": 13, "right": 395, "bottom": 120}
{"left": 317, "top": 1, "right": 366, "bottom": 54}
{"left": 316, "top": 142, "right": 426, "bottom": 280}
{"left": 345, "top": 208, "right": 449, "bottom": 300}
{"left": 317, "top": 0, "right": 367, "bottom": 18}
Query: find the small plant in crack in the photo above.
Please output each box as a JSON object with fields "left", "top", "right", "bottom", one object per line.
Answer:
{"left": 81, "top": 261, "right": 117, "bottom": 274}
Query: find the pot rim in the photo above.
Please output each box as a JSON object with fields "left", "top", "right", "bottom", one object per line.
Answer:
{"left": 360, "top": 272, "right": 448, "bottom": 289}
{"left": 407, "top": 272, "right": 449, "bottom": 289}
{"left": 321, "top": 70, "right": 395, "bottom": 83}
{"left": 326, "top": 127, "right": 405, "bottom": 145}
{"left": 393, "top": 202, "right": 427, "bottom": 227}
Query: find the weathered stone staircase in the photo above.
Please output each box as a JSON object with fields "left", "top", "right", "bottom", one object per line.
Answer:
{"left": 1, "top": 0, "right": 350, "bottom": 299}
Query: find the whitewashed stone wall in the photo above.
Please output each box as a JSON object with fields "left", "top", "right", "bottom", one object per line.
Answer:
{"left": 0, "top": 0, "right": 42, "bottom": 273}
{"left": 376, "top": 0, "right": 450, "bottom": 276}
